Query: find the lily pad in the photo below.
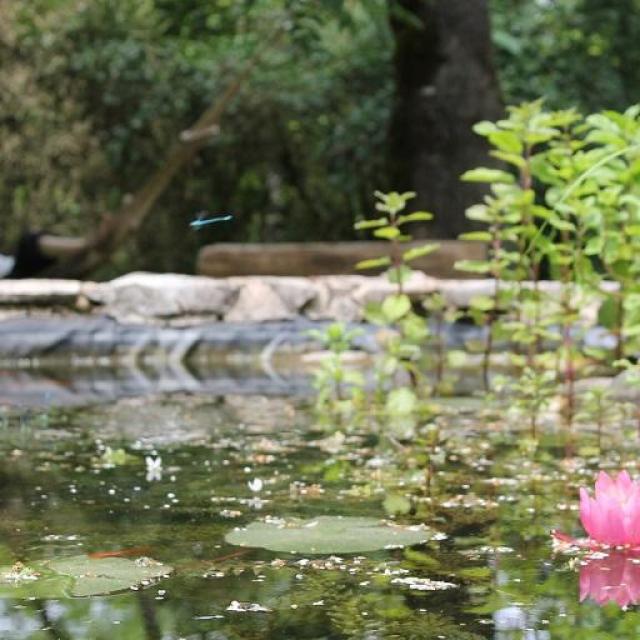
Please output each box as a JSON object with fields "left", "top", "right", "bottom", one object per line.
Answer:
{"left": 0, "top": 555, "right": 172, "bottom": 598}
{"left": 49, "top": 555, "right": 173, "bottom": 597}
{"left": 225, "top": 516, "right": 441, "bottom": 555}
{"left": 0, "top": 563, "right": 70, "bottom": 599}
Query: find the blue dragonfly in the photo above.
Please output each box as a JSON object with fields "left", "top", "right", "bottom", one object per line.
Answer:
{"left": 189, "top": 212, "right": 233, "bottom": 229}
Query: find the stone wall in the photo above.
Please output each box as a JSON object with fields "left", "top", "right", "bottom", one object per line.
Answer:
{"left": 0, "top": 271, "right": 612, "bottom": 326}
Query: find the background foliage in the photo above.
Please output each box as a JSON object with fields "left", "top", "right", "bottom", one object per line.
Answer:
{"left": 492, "top": 0, "right": 640, "bottom": 110}
{"left": 1, "top": 0, "right": 639, "bottom": 274}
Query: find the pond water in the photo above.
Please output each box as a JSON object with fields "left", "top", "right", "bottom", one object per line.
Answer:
{"left": 0, "top": 391, "right": 638, "bottom": 639}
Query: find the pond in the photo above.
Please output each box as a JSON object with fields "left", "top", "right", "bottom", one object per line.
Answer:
{"left": 0, "top": 387, "right": 638, "bottom": 639}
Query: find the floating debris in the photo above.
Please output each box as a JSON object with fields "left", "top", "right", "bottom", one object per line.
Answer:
{"left": 1, "top": 562, "right": 39, "bottom": 583}
{"left": 219, "top": 509, "right": 243, "bottom": 519}
{"left": 390, "top": 576, "right": 457, "bottom": 591}
{"left": 226, "top": 600, "right": 272, "bottom": 613}
{"left": 145, "top": 456, "right": 163, "bottom": 482}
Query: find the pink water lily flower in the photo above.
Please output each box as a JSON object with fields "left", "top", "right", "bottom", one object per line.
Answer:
{"left": 580, "top": 471, "right": 640, "bottom": 547}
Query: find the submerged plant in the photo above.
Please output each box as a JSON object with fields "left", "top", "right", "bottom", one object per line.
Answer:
{"left": 307, "top": 322, "right": 364, "bottom": 418}
{"left": 422, "top": 293, "right": 463, "bottom": 394}
{"left": 509, "top": 366, "right": 556, "bottom": 437}
{"left": 576, "top": 385, "right": 619, "bottom": 448}
{"left": 614, "top": 358, "right": 640, "bottom": 437}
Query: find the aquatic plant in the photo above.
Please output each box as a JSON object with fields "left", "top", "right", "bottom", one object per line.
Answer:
{"left": 307, "top": 322, "right": 364, "bottom": 417}
{"left": 0, "top": 555, "right": 173, "bottom": 598}
{"left": 225, "top": 516, "right": 440, "bottom": 554}
{"left": 614, "top": 359, "right": 640, "bottom": 437}
{"left": 508, "top": 366, "right": 556, "bottom": 437}
{"left": 577, "top": 108, "right": 640, "bottom": 363}
{"left": 355, "top": 190, "right": 439, "bottom": 295}
{"left": 576, "top": 385, "right": 618, "bottom": 448}
{"left": 579, "top": 471, "right": 640, "bottom": 547}
{"left": 457, "top": 101, "right": 640, "bottom": 433}
{"left": 457, "top": 101, "right": 575, "bottom": 388}
{"left": 353, "top": 191, "right": 442, "bottom": 417}
{"left": 306, "top": 104, "right": 640, "bottom": 446}
{"left": 422, "top": 293, "right": 463, "bottom": 394}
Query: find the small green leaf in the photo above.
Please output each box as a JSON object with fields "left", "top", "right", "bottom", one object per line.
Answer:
{"left": 323, "top": 459, "right": 351, "bottom": 483}
{"left": 397, "top": 211, "right": 434, "bottom": 224}
{"left": 374, "top": 226, "right": 401, "bottom": 240}
{"left": 356, "top": 256, "right": 392, "bottom": 270}
{"left": 490, "top": 151, "right": 526, "bottom": 169}
{"left": 459, "top": 231, "right": 492, "bottom": 242}
{"left": 403, "top": 243, "right": 440, "bottom": 262}
{"left": 401, "top": 311, "right": 429, "bottom": 336}
{"left": 403, "top": 548, "right": 442, "bottom": 571}
{"left": 465, "top": 205, "right": 493, "bottom": 222}
{"left": 387, "top": 265, "right": 413, "bottom": 285}
{"left": 548, "top": 217, "right": 575, "bottom": 232}
{"left": 488, "top": 130, "right": 523, "bottom": 154}
{"left": 363, "top": 301, "right": 387, "bottom": 325}
{"left": 354, "top": 217, "right": 389, "bottom": 230}
{"left": 473, "top": 121, "right": 498, "bottom": 136}
{"left": 598, "top": 296, "right": 621, "bottom": 330}
{"left": 382, "top": 294, "right": 412, "bottom": 322}
{"left": 461, "top": 168, "right": 515, "bottom": 184}
{"left": 469, "top": 295, "right": 495, "bottom": 311}
{"left": 584, "top": 236, "right": 604, "bottom": 255}
{"left": 455, "top": 260, "right": 491, "bottom": 274}
{"left": 385, "top": 387, "right": 418, "bottom": 415}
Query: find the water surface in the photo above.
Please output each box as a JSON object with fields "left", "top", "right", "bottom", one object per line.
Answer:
{"left": 0, "top": 393, "right": 637, "bottom": 639}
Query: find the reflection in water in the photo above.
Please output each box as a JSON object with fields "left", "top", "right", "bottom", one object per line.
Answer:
{"left": 0, "top": 361, "right": 313, "bottom": 408}
{"left": 0, "top": 319, "right": 490, "bottom": 408}
{"left": 580, "top": 551, "right": 640, "bottom": 608}
{"left": 494, "top": 605, "right": 550, "bottom": 640}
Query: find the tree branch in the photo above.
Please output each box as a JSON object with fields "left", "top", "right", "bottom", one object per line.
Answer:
{"left": 46, "top": 30, "right": 282, "bottom": 279}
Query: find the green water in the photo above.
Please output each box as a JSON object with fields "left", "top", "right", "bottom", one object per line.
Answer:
{"left": 0, "top": 394, "right": 638, "bottom": 639}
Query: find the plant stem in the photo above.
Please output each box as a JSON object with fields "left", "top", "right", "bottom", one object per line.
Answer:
{"left": 390, "top": 214, "right": 404, "bottom": 296}
{"left": 530, "top": 412, "right": 537, "bottom": 439}
{"left": 615, "top": 291, "right": 625, "bottom": 362}
{"left": 435, "top": 312, "right": 445, "bottom": 390}
{"left": 483, "top": 317, "right": 494, "bottom": 392}
{"left": 561, "top": 300, "right": 575, "bottom": 429}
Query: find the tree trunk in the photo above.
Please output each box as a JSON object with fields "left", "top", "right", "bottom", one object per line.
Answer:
{"left": 388, "top": 0, "right": 503, "bottom": 239}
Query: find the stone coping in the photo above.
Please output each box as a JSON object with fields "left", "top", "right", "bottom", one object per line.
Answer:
{"left": 0, "top": 272, "right": 617, "bottom": 326}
